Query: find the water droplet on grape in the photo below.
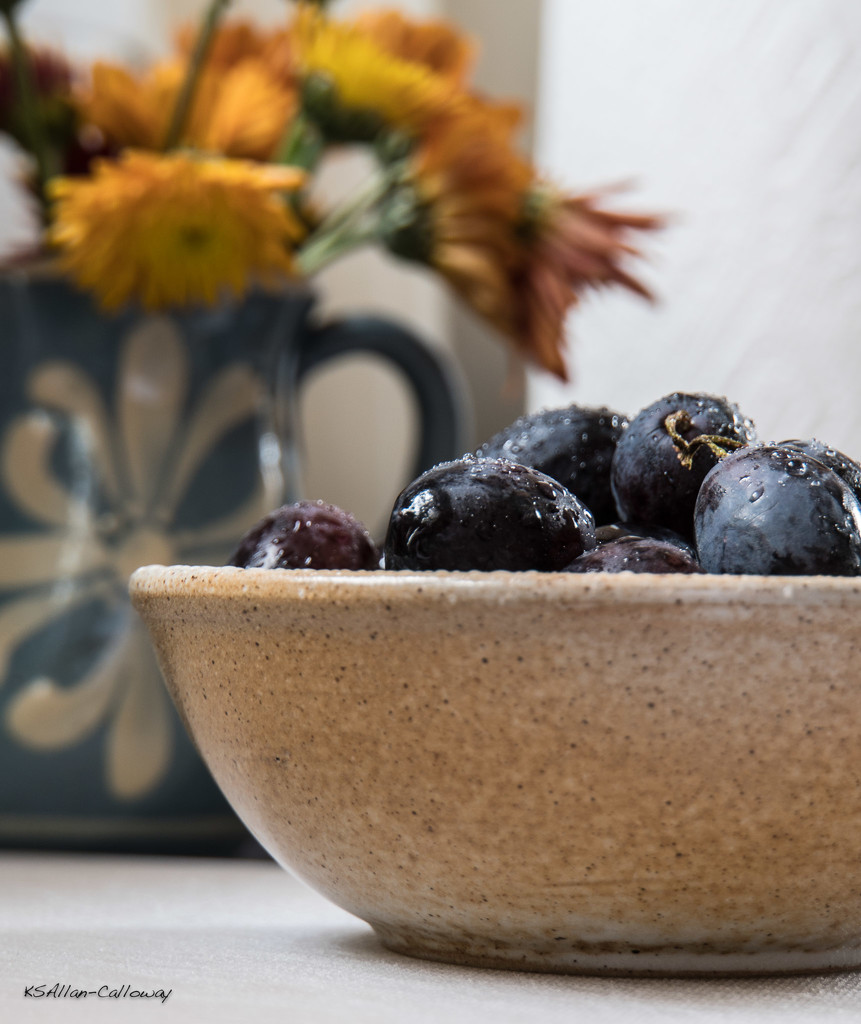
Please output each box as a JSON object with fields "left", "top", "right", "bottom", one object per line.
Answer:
{"left": 229, "top": 501, "right": 379, "bottom": 570}
{"left": 476, "top": 403, "right": 628, "bottom": 525}
{"left": 385, "top": 456, "right": 596, "bottom": 570}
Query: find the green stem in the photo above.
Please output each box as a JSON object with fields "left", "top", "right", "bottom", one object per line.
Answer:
{"left": 1, "top": 8, "right": 50, "bottom": 198}
{"left": 275, "top": 112, "right": 324, "bottom": 172}
{"left": 296, "top": 217, "right": 381, "bottom": 276}
{"left": 317, "top": 173, "right": 390, "bottom": 235}
{"left": 163, "top": 0, "right": 231, "bottom": 150}
{"left": 295, "top": 167, "right": 398, "bottom": 275}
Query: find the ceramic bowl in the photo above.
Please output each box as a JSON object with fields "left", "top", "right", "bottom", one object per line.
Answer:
{"left": 130, "top": 566, "right": 861, "bottom": 976}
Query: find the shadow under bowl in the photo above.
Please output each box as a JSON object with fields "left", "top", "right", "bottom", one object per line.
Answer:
{"left": 130, "top": 566, "right": 861, "bottom": 976}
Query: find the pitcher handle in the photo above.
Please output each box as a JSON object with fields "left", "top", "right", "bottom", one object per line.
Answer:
{"left": 298, "top": 315, "right": 468, "bottom": 479}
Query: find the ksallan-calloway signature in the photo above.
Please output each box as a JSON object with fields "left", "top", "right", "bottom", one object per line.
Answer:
{"left": 23, "top": 982, "right": 172, "bottom": 1003}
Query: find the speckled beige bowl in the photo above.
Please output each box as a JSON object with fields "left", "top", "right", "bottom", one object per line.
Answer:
{"left": 130, "top": 566, "right": 861, "bottom": 976}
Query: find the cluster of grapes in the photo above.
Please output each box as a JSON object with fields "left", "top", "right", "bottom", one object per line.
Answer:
{"left": 230, "top": 392, "right": 861, "bottom": 577}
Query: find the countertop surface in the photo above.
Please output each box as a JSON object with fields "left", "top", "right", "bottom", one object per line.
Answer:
{"left": 2, "top": 852, "right": 861, "bottom": 1024}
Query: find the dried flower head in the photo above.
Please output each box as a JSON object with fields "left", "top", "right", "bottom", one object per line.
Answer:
{"left": 507, "top": 185, "right": 664, "bottom": 380}
{"left": 381, "top": 106, "right": 528, "bottom": 365}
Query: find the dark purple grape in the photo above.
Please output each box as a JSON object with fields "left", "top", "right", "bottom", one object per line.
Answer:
{"left": 611, "top": 392, "right": 756, "bottom": 541}
{"left": 565, "top": 536, "right": 705, "bottom": 574}
{"left": 595, "top": 521, "right": 697, "bottom": 559}
{"left": 384, "top": 456, "right": 596, "bottom": 571}
{"left": 694, "top": 445, "right": 861, "bottom": 576}
{"left": 779, "top": 438, "right": 861, "bottom": 505}
{"left": 229, "top": 500, "right": 379, "bottom": 570}
{"left": 477, "top": 404, "right": 628, "bottom": 525}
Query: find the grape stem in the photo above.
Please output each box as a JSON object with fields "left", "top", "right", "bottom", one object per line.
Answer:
{"left": 664, "top": 410, "right": 745, "bottom": 469}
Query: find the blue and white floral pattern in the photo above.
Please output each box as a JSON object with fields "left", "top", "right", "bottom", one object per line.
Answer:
{"left": 0, "top": 316, "right": 277, "bottom": 799}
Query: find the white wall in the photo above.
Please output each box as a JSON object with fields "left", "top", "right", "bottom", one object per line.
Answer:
{"left": 532, "top": 0, "right": 861, "bottom": 455}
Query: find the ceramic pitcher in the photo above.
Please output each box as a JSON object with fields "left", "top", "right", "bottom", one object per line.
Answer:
{"left": 0, "top": 271, "right": 463, "bottom": 852}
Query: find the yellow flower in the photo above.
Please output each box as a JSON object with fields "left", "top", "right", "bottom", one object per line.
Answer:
{"left": 294, "top": 7, "right": 458, "bottom": 138}
{"left": 354, "top": 10, "right": 475, "bottom": 84}
{"left": 49, "top": 151, "right": 306, "bottom": 311}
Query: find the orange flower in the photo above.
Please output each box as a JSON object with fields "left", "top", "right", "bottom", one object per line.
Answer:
{"left": 174, "top": 17, "right": 297, "bottom": 89}
{"left": 416, "top": 101, "right": 529, "bottom": 219}
{"left": 49, "top": 151, "right": 306, "bottom": 310}
{"left": 507, "top": 185, "right": 664, "bottom": 380}
{"left": 175, "top": 18, "right": 268, "bottom": 70}
{"left": 76, "top": 54, "right": 295, "bottom": 161}
{"left": 355, "top": 10, "right": 475, "bottom": 84}
{"left": 393, "top": 106, "right": 662, "bottom": 380}
{"left": 195, "top": 61, "right": 297, "bottom": 161}
{"left": 77, "top": 60, "right": 180, "bottom": 150}
{"left": 258, "top": 27, "right": 299, "bottom": 91}
{"left": 386, "top": 107, "right": 529, "bottom": 359}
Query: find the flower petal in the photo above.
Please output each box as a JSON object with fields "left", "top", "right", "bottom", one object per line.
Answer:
{"left": 117, "top": 316, "right": 188, "bottom": 516}
{"left": 105, "top": 624, "right": 173, "bottom": 799}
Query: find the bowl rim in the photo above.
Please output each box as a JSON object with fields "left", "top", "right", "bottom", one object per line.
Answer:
{"left": 129, "top": 564, "right": 861, "bottom": 609}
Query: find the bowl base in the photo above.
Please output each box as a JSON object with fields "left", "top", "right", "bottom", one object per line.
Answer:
{"left": 374, "top": 926, "right": 861, "bottom": 977}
